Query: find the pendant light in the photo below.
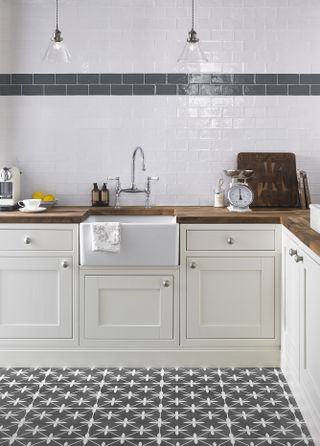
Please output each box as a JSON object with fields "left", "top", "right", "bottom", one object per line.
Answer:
{"left": 43, "top": 0, "right": 71, "bottom": 63}
{"left": 177, "top": 0, "right": 208, "bottom": 67}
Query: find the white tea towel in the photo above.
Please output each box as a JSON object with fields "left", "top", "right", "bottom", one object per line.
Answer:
{"left": 91, "top": 222, "right": 121, "bottom": 252}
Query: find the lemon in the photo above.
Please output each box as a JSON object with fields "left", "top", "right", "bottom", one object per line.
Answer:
{"left": 32, "top": 191, "right": 46, "bottom": 199}
{"left": 43, "top": 194, "right": 55, "bottom": 201}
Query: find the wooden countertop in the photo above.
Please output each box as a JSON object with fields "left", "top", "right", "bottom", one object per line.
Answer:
{"left": 0, "top": 205, "right": 317, "bottom": 256}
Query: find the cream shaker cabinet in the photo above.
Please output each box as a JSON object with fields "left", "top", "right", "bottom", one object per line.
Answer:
{"left": 180, "top": 224, "right": 280, "bottom": 349}
{"left": 80, "top": 269, "right": 179, "bottom": 347}
{"left": 186, "top": 256, "right": 275, "bottom": 339}
{"left": 0, "top": 224, "right": 78, "bottom": 342}
{"left": 282, "top": 228, "right": 320, "bottom": 441}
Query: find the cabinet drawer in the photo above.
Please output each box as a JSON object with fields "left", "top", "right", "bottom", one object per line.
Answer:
{"left": 0, "top": 229, "right": 74, "bottom": 251}
{"left": 186, "top": 229, "right": 274, "bottom": 251}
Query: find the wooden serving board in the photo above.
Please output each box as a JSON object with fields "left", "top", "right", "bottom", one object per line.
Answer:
{"left": 237, "top": 152, "right": 300, "bottom": 208}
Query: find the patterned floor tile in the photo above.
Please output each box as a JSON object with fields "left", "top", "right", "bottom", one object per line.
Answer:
{"left": 0, "top": 368, "right": 314, "bottom": 446}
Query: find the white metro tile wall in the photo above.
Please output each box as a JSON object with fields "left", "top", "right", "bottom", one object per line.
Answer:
{"left": 1, "top": 95, "right": 320, "bottom": 206}
{"left": 1, "top": 0, "right": 320, "bottom": 205}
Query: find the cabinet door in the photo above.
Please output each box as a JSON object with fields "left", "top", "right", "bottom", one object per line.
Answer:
{"left": 0, "top": 257, "right": 73, "bottom": 339}
{"left": 84, "top": 275, "right": 174, "bottom": 340}
{"left": 300, "top": 252, "right": 320, "bottom": 414}
{"left": 186, "top": 256, "right": 275, "bottom": 339}
{"left": 282, "top": 236, "right": 300, "bottom": 375}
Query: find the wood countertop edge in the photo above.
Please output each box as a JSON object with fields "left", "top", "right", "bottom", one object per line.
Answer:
{"left": 0, "top": 206, "right": 318, "bottom": 257}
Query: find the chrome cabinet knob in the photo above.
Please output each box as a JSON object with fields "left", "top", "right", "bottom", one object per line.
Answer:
{"left": 289, "top": 248, "right": 297, "bottom": 256}
{"left": 61, "top": 261, "right": 69, "bottom": 268}
{"left": 189, "top": 262, "right": 197, "bottom": 269}
{"left": 24, "top": 236, "right": 31, "bottom": 245}
{"left": 227, "top": 237, "right": 235, "bottom": 245}
{"left": 162, "top": 280, "right": 170, "bottom": 287}
{"left": 294, "top": 254, "right": 303, "bottom": 263}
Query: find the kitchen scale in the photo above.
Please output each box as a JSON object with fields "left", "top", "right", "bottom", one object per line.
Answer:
{"left": 224, "top": 169, "right": 254, "bottom": 212}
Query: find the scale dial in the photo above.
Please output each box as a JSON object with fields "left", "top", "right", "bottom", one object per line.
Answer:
{"left": 228, "top": 183, "right": 253, "bottom": 209}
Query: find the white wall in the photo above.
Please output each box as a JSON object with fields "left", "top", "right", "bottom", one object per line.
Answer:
{"left": 1, "top": 0, "right": 320, "bottom": 205}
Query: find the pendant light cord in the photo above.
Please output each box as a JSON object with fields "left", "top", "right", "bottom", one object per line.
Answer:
{"left": 191, "top": 0, "right": 195, "bottom": 30}
{"left": 56, "top": 0, "right": 59, "bottom": 30}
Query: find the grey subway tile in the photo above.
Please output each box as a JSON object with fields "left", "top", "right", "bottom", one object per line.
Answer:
{"left": 311, "top": 85, "right": 320, "bottom": 95}
{"left": 12, "top": 74, "right": 33, "bottom": 84}
{"left": 56, "top": 74, "right": 77, "bottom": 84}
{"left": 266, "top": 85, "right": 288, "bottom": 95}
{"left": 101, "top": 73, "right": 122, "bottom": 83}
{"left": 255, "top": 74, "right": 277, "bottom": 84}
{"left": 244, "top": 85, "right": 265, "bottom": 95}
{"left": 133, "top": 85, "right": 154, "bottom": 95}
{"left": 221, "top": 85, "right": 243, "bottom": 95}
{"left": 123, "top": 73, "right": 144, "bottom": 84}
{"left": 0, "top": 74, "right": 10, "bottom": 84}
{"left": 111, "top": 85, "right": 132, "bottom": 95}
{"left": 167, "top": 73, "right": 188, "bottom": 84}
{"left": 233, "top": 74, "right": 254, "bottom": 84}
{"left": 45, "top": 85, "right": 66, "bottom": 95}
{"left": 66, "top": 85, "right": 88, "bottom": 95}
{"left": 155, "top": 84, "right": 176, "bottom": 95}
{"left": 199, "top": 85, "right": 222, "bottom": 95}
{"left": 34, "top": 74, "right": 55, "bottom": 84}
{"left": 0, "top": 85, "right": 21, "bottom": 95}
{"left": 22, "top": 85, "right": 43, "bottom": 95}
{"left": 178, "top": 84, "right": 199, "bottom": 95}
{"left": 89, "top": 85, "right": 110, "bottom": 95}
{"left": 211, "top": 74, "right": 233, "bottom": 84}
{"left": 189, "top": 74, "right": 211, "bottom": 84}
{"left": 277, "top": 74, "right": 299, "bottom": 84}
{"left": 288, "top": 85, "right": 310, "bottom": 95}
{"left": 145, "top": 74, "right": 166, "bottom": 84}
{"left": 289, "top": 84, "right": 310, "bottom": 95}
{"left": 300, "top": 74, "right": 320, "bottom": 84}
{"left": 78, "top": 74, "right": 99, "bottom": 84}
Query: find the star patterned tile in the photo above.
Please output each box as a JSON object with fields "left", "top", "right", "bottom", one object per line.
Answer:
{"left": 0, "top": 367, "right": 314, "bottom": 446}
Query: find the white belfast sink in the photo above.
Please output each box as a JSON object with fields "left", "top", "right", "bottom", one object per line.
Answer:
{"left": 80, "top": 215, "right": 179, "bottom": 266}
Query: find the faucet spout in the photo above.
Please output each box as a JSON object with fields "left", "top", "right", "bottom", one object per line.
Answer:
{"left": 131, "top": 146, "right": 146, "bottom": 190}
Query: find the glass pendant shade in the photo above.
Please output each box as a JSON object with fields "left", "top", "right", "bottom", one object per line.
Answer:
{"left": 43, "top": 30, "right": 71, "bottom": 63}
{"left": 43, "top": 1, "right": 71, "bottom": 63}
{"left": 177, "top": 30, "right": 208, "bottom": 65}
{"left": 177, "top": 0, "right": 208, "bottom": 70}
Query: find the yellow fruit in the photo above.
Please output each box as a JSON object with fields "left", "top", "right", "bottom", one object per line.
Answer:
{"left": 43, "top": 194, "right": 55, "bottom": 201}
{"left": 32, "top": 191, "right": 45, "bottom": 199}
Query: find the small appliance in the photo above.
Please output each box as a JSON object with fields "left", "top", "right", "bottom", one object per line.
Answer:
{"left": 224, "top": 169, "right": 254, "bottom": 212}
{"left": 0, "top": 166, "right": 21, "bottom": 211}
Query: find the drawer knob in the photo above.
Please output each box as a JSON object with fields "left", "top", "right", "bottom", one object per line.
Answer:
{"left": 24, "top": 236, "right": 31, "bottom": 245}
{"left": 162, "top": 280, "right": 170, "bottom": 288}
{"left": 227, "top": 237, "right": 235, "bottom": 245}
{"left": 61, "top": 261, "right": 69, "bottom": 268}
{"left": 189, "top": 262, "right": 197, "bottom": 269}
{"left": 294, "top": 254, "right": 303, "bottom": 263}
{"left": 289, "top": 248, "right": 297, "bottom": 256}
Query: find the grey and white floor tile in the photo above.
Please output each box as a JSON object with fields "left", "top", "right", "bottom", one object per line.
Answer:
{"left": 0, "top": 367, "right": 314, "bottom": 445}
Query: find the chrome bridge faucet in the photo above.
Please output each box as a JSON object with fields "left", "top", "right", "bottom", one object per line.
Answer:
{"left": 108, "top": 146, "right": 159, "bottom": 208}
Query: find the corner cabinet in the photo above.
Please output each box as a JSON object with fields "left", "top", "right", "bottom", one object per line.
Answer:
{"left": 282, "top": 227, "right": 320, "bottom": 443}
{"left": 180, "top": 224, "right": 281, "bottom": 363}
{"left": 0, "top": 224, "right": 78, "bottom": 345}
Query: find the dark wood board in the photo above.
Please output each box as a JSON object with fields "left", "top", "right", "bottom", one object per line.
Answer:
{"left": 237, "top": 152, "right": 300, "bottom": 208}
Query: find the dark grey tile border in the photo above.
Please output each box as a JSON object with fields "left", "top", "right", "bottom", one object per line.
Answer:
{"left": 1, "top": 73, "right": 320, "bottom": 95}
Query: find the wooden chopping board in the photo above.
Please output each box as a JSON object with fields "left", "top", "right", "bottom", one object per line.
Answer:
{"left": 237, "top": 152, "right": 300, "bottom": 207}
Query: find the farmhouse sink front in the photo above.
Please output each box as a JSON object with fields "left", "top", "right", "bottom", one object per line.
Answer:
{"left": 79, "top": 215, "right": 179, "bottom": 266}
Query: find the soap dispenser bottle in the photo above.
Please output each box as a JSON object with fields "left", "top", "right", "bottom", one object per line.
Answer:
{"left": 101, "top": 182, "right": 109, "bottom": 206}
{"left": 91, "top": 183, "right": 100, "bottom": 207}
